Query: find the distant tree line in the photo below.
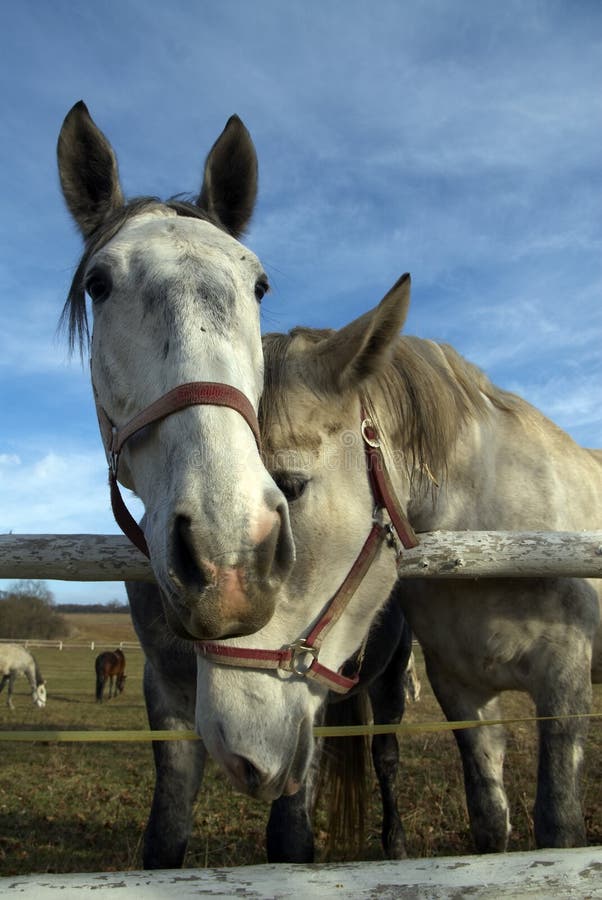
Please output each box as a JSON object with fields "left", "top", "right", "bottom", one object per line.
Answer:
{"left": 0, "top": 581, "right": 69, "bottom": 639}
{"left": 57, "top": 601, "right": 130, "bottom": 614}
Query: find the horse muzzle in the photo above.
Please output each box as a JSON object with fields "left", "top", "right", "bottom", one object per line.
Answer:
{"left": 158, "top": 506, "right": 294, "bottom": 640}
{"left": 162, "top": 569, "right": 278, "bottom": 641}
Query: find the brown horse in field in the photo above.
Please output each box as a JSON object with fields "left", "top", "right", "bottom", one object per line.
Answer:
{"left": 95, "top": 649, "right": 126, "bottom": 702}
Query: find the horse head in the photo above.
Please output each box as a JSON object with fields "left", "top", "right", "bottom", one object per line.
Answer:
{"left": 57, "top": 102, "right": 295, "bottom": 640}
{"left": 33, "top": 682, "right": 47, "bottom": 708}
{"left": 194, "top": 275, "right": 413, "bottom": 799}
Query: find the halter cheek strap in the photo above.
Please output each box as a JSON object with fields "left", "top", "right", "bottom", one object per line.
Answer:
{"left": 196, "top": 398, "right": 419, "bottom": 695}
{"left": 95, "top": 381, "right": 262, "bottom": 558}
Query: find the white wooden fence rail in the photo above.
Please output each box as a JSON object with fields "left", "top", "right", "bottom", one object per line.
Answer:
{"left": 1, "top": 530, "right": 602, "bottom": 582}
{"left": 2, "top": 847, "right": 601, "bottom": 898}
{"left": 0, "top": 638, "right": 141, "bottom": 651}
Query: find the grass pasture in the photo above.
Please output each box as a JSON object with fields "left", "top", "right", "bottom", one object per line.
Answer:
{"left": 0, "top": 613, "right": 600, "bottom": 876}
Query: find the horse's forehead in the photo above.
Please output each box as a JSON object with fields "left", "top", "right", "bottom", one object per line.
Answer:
{"left": 263, "top": 391, "right": 348, "bottom": 458}
{"left": 99, "top": 213, "right": 259, "bottom": 274}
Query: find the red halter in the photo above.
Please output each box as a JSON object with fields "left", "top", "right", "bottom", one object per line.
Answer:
{"left": 94, "top": 382, "right": 261, "bottom": 558}
{"left": 196, "top": 400, "right": 419, "bottom": 694}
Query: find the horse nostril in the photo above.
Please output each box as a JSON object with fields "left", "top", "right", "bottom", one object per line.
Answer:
{"left": 254, "top": 503, "right": 294, "bottom": 585}
{"left": 255, "top": 518, "right": 280, "bottom": 580}
{"left": 243, "top": 757, "right": 262, "bottom": 793}
{"left": 234, "top": 754, "right": 262, "bottom": 794}
{"left": 170, "top": 514, "right": 209, "bottom": 592}
{"left": 272, "top": 499, "right": 295, "bottom": 582}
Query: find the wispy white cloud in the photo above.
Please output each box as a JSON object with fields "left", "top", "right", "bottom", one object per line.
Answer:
{"left": 0, "top": 447, "right": 143, "bottom": 535}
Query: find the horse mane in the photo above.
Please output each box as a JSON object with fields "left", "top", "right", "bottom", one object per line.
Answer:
{"left": 60, "top": 197, "right": 220, "bottom": 357}
{"left": 261, "top": 327, "right": 521, "bottom": 480}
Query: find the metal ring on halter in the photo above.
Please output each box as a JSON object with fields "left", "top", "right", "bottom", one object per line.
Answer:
{"left": 373, "top": 507, "right": 402, "bottom": 560}
{"left": 384, "top": 522, "right": 402, "bottom": 561}
{"left": 109, "top": 450, "right": 119, "bottom": 478}
{"left": 361, "top": 417, "right": 381, "bottom": 448}
{"left": 372, "top": 504, "right": 384, "bottom": 525}
{"left": 287, "top": 640, "right": 320, "bottom": 676}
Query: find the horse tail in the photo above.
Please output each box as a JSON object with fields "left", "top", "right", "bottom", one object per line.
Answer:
{"left": 315, "top": 690, "right": 372, "bottom": 860}
{"left": 403, "top": 649, "right": 421, "bottom": 703}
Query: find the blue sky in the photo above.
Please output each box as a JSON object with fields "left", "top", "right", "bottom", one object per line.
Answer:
{"left": 1, "top": 1, "right": 601, "bottom": 605}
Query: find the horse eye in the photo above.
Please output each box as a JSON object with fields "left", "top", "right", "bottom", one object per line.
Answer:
{"left": 255, "top": 277, "right": 269, "bottom": 303}
{"left": 272, "top": 471, "right": 309, "bottom": 503}
{"left": 85, "top": 268, "right": 112, "bottom": 303}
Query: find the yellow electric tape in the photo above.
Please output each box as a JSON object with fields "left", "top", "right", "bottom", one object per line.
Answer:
{"left": 0, "top": 712, "right": 599, "bottom": 742}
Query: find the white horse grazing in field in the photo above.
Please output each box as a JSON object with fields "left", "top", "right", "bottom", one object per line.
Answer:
{"left": 0, "top": 644, "right": 47, "bottom": 709}
{"left": 57, "top": 101, "right": 294, "bottom": 641}
{"left": 195, "top": 273, "right": 602, "bottom": 853}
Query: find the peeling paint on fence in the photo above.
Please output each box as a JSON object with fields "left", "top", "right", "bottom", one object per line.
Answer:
{"left": 1, "top": 846, "right": 601, "bottom": 898}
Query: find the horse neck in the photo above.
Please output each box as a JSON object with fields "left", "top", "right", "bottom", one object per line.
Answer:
{"left": 404, "top": 413, "right": 495, "bottom": 531}
{"left": 399, "top": 386, "right": 602, "bottom": 533}
{"left": 32, "top": 659, "right": 43, "bottom": 687}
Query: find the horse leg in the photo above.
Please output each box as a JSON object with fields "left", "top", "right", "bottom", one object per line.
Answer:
{"left": 266, "top": 720, "right": 326, "bottom": 862}
{"left": 367, "top": 622, "right": 413, "bottom": 859}
{"left": 425, "top": 655, "right": 510, "bottom": 852}
{"left": 7, "top": 673, "right": 16, "bottom": 710}
{"left": 0, "top": 674, "right": 8, "bottom": 704}
{"left": 266, "top": 784, "right": 315, "bottom": 862}
{"left": 531, "top": 648, "right": 591, "bottom": 848}
{"left": 142, "top": 660, "right": 206, "bottom": 869}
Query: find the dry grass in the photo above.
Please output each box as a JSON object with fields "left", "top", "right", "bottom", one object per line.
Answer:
{"left": 0, "top": 615, "right": 600, "bottom": 876}
{"left": 62, "top": 612, "right": 138, "bottom": 643}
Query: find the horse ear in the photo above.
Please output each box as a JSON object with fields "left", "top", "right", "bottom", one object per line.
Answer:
{"left": 197, "top": 115, "right": 258, "bottom": 238}
{"left": 311, "top": 273, "right": 411, "bottom": 393}
{"left": 57, "top": 101, "right": 124, "bottom": 239}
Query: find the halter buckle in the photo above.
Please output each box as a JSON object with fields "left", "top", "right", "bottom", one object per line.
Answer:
{"left": 287, "top": 640, "right": 319, "bottom": 676}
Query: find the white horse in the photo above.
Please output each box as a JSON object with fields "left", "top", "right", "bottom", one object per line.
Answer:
{"left": 194, "top": 273, "right": 602, "bottom": 852}
{"left": 57, "top": 102, "right": 294, "bottom": 641}
{"left": 0, "top": 644, "right": 47, "bottom": 709}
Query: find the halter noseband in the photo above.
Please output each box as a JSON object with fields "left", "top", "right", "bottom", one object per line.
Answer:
{"left": 95, "top": 381, "right": 262, "bottom": 558}
{"left": 196, "top": 400, "right": 419, "bottom": 695}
